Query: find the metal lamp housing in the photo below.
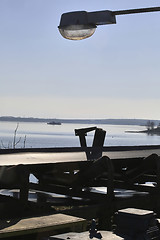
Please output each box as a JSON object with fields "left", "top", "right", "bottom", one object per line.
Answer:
{"left": 58, "top": 10, "right": 116, "bottom": 40}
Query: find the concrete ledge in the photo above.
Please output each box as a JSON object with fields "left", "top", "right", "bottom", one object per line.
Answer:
{"left": 50, "top": 231, "right": 124, "bottom": 239}
{"left": 0, "top": 214, "right": 87, "bottom": 238}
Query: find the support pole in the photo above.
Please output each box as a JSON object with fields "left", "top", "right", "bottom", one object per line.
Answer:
{"left": 113, "top": 7, "right": 160, "bottom": 16}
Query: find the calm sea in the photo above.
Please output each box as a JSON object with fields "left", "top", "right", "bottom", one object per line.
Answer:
{"left": 0, "top": 121, "right": 160, "bottom": 149}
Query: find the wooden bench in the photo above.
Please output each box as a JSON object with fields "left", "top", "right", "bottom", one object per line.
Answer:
{"left": 0, "top": 214, "right": 87, "bottom": 238}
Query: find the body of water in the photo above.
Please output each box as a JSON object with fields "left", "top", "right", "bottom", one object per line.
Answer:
{"left": 0, "top": 121, "right": 160, "bottom": 149}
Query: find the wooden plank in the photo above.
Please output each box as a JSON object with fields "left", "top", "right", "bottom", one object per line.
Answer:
{"left": 0, "top": 214, "right": 87, "bottom": 238}
{"left": 0, "top": 152, "right": 87, "bottom": 166}
{"left": 103, "top": 149, "right": 160, "bottom": 159}
{"left": 0, "top": 148, "right": 160, "bottom": 166}
{"left": 1, "top": 145, "right": 160, "bottom": 154}
{"left": 51, "top": 231, "right": 124, "bottom": 239}
{"left": 29, "top": 182, "right": 107, "bottom": 202}
{"left": 118, "top": 208, "right": 153, "bottom": 216}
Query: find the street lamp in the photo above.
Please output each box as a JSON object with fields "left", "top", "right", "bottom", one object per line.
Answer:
{"left": 58, "top": 7, "right": 160, "bottom": 40}
{"left": 58, "top": 10, "right": 116, "bottom": 40}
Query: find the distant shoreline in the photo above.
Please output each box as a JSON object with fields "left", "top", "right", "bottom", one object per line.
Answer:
{"left": 0, "top": 116, "right": 159, "bottom": 126}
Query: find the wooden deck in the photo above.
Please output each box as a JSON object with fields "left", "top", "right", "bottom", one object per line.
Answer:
{"left": 0, "top": 147, "right": 160, "bottom": 230}
{"left": 0, "top": 214, "right": 86, "bottom": 238}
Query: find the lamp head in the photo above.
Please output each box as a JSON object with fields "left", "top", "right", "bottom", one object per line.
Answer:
{"left": 58, "top": 10, "right": 116, "bottom": 40}
{"left": 58, "top": 11, "right": 96, "bottom": 40}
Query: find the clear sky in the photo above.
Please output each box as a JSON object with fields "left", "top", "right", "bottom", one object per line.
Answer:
{"left": 0, "top": 0, "right": 160, "bottom": 119}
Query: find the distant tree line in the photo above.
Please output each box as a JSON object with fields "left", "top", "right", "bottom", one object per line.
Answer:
{"left": 146, "top": 120, "right": 160, "bottom": 130}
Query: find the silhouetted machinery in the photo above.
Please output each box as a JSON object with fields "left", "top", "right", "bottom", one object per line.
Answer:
{"left": 75, "top": 126, "right": 106, "bottom": 160}
{"left": 0, "top": 126, "right": 160, "bottom": 225}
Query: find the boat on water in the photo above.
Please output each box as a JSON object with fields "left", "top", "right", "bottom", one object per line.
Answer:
{"left": 47, "top": 121, "right": 61, "bottom": 125}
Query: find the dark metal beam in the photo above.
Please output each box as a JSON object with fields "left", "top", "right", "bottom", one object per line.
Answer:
{"left": 113, "top": 7, "right": 160, "bottom": 16}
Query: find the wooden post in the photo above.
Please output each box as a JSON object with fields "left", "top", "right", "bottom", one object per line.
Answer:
{"left": 78, "top": 134, "right": 91, "bottom": 160}
{"left": 91, "top": 128, "right": 106, "bottom": 159}
{"left": 18, "top": 166, "right": 29, "bottom": 204}
{"left": 19, "top": 174, "right": 29, "bottom": 204}
{"left": 98, "top": 156, "right": 115, "bottom": 230}
{"left": 155, "top": 156, "right": 160, "bottom": 214}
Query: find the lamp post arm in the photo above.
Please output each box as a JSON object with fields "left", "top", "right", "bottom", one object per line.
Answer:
{"left": 58, "top": 7, "right": 160, "bottom": 40}
{"left": 113, "top": 7, "right": 160, "bottom": 16}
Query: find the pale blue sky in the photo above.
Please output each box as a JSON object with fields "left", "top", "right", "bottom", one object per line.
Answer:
{"left": 0, "top": 0, "right": 160, "bottom": 119}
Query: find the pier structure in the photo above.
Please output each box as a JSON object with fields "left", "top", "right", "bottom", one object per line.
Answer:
{"left": 0, "top": 127, "right": 160, "bottom": 238}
